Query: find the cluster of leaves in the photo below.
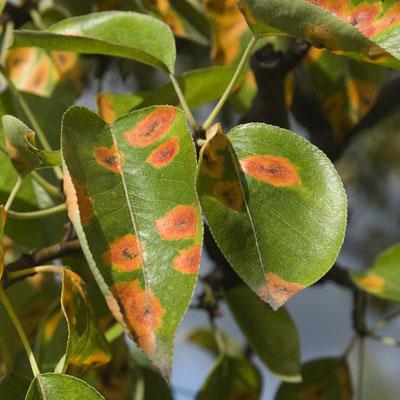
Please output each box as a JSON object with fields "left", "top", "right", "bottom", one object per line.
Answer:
{"left": 0, "top": 0, "right": 399, "bottom": 398}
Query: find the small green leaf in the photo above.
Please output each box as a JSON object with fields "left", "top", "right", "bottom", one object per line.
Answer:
{"left": 0, "top": 372, "right": 31, "bottom": 400}
{"left": 25, "top": 373, "right": 105, "bottom": 399}
{"left": 60, "top": 269, "right": 111, "bottom": 372}
{"left": 350, "top": 243, "right": 400, "bottom": 302}
{"left": 240, "top": 0, "right": 400, "bottom": 68}
{"left": 2, "top": 115, "right": 41, "bottom": 176}
{"left": 196, "top": 355, "right": 262, "bottom": 400}
{"left": 186, "top": 327, "right": 243, "bottom": 357}
{"left": 62, "top": 105, "right": 202, "bottom": 376}
{"left": 275, "top": 358, "right": 352, "bottom": 399}
{"left": 197, "top": 123, "right": 347, "bottom": 309}
{"left": 225, "top": 285, "right": 301, "bottom": 382}
{"left": 13, "top": 11, "right": 176, "bottom": 73}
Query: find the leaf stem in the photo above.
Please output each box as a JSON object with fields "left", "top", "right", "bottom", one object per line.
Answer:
{"left": 369, "top": 307, "right": 400, "bottom": 334}
{"left": 0, "top": 285, "right": 41, "bottom": 377}
{"left": 357, "top": 338, "right": 365, "bottom": 400}
{"left": 30, "top": 171, "right": 62, "bottom": 199}
{"left": 105, "top": 323, "right": 124, "bottom": 343}
{"left": 203, "top": 35, "right": 258, "bottom": 130}
{"left": 7, "top": 264, "right": 61, "bottom": 281}
{"left": 7, "top": 203, "right": 66, "bottom": 220}
{"left": 4, "top": 176, "right": 23, "bottom": 211}
{"left": 0, "top": 64, "right": 62, "bottom": 179}
{"left": 169, "top": 73, "right": 198, "bottom": 129}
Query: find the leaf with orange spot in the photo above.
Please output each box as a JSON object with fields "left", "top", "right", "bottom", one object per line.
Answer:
{"left": 276, "top": 358, "right": 352, "bottom": 400}
{"left": 351, "top": 243, "right": 400, "bottom": 303}
{"left": 197, "top": 123, "right": 347, "bottom": 309}
{"left": 240, "top": 0, "right": 400, "bottom": 68}
{"left": 13, "top": 11, "right": 176, "bottom": 72}
{"left": 62, "top": 105, "right": 202, "bottom": 376}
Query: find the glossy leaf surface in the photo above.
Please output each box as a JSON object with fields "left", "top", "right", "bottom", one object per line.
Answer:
{"left": 60, "top": 269, "right": 111, "bottom": 371}
{"left": 275, "top": 358, "right": 352, "bottom": 399}
{"left": 25, "top": 373, "right": 105, "bottom": 399}
{"left": 13, "top": 12, "right": 176, "bottom": 72}
{"left": 240, "top": 0, "right": 400, "bottom": 68}
{"left": 351, "top": 243, "right": 400, "bottom": 302}
{"left": 197, "top": 124, "right": 347, "bottom": 309}
{"left": 62, "top": 105, "right": 202, "bottom": 375}
{"left": 225, "top": 285, "right": 301, "bottom": 381}
{"left": 197, "top": 355, "right": 262, "bottom": 400}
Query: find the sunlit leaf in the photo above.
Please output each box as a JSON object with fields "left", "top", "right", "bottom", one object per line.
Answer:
{"left": 0, "top": 372, "right": 30, "bottom": 400}
{"left": 240, "top": 0, "right": 400, "bottom": 68}
{"left": 25, "top": 373, "right": 105, "bottom": 399}
{"left": 197, "top": 355, "right": 262, "bottom": 400}
{"left": 275, "top": 358, "right": 352, "bottom": 399}
{"left": 197, "top": 124, "right": 347, "bottom": 309}
{"left": 225, "top": 285, "right": 301, "bottom": 382}
{"left": 97, "top": 65, "right": 239, "bottom": 123}
{"left": 62, "top": 105, "right": 202, "bottom": 376}
{"left": 186, "top": 327, "right": 243, "bottom": 357}
{"left": 59, "top": 269, "right": 111, "bottom": 371}
{"left": 13, "top": 12, "right": 176, "bottom": 72}
{"left": 351, "top": 243, "right": 400, "bottom": 302}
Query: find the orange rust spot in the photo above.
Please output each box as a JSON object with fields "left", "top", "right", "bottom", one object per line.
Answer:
{"left": 51, "top": 51, "right": 77, "bottom": 75}
{"left": 97, "top": 93, "right": 117, "bottom": 123}
{"left": 173, "top": 245, "right": 201, "bottom": 274}
{"left": 111, "top": 280, "right": 165, "bottom": 354}
{"left": 201, "top": 145, "right": 225, "bottom": 179}
{"left": 6, "top": 48, "right": 36, "bottom": 83}
{"left": 156, "top": 205, "right": 198, "bottom": 240}
{"left": 146, "top": 136, "right": 180, "bottom": 169}
{"left": 304, "top": 25, "right": 340, "bottom": 51}
{"left": 93, "top": 144, "right": 123, "bottom": 173}
{"left": 240, "top": 155, "right": 301, "bottom": 187}
{"left": 70, "top": 350, "right": 111, "bottom": 368}
{"left": 213, "top": 180, "right": 244, "bottom": 212}
{"left": 123, "top": 106, "right": 177, "bottom": 147}
{"left": 358, "top": 274, "right": 385, "bottom": 293}
{"left": 103, "top": 234, "right": 143, "bottom": 272}
{"left": 258, "top": 273, "right": 304, "bottom": 310}
{"left": 63, "top": 172, "right": 94, "bottom": 227}
{"left": 22, "top": 55, "right": 52, "bottom": 96}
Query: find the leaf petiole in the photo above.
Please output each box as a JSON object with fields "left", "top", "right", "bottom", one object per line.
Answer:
{"left": 4, "top": 176, "right": 23, "bottom": 211}
{"left": 7, "top": 203, "right": 66, "bottom": 220}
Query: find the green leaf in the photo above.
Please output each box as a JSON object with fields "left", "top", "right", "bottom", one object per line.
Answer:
{"left": 275, "top": 358, "right": 352, "bottom": 399}
{"left": 350, "top": 243, "right": 400, "bottom": 302}
{"left": 25, "top": 373, "right": 105, "bottom": 399}
{"left": 62, "top": 105, "right": 202, "bottom": 376}
{"left": 96, "top": 65, "right": 239, "bottom": 123}
{"left": 0, "top": 206, "right": 5, "bottom": 280}
{"left": 59, "top": 269, "right": 111, "bottom": 372}
{"left": 0, "top": 372, "right": 31, "bottom": 400}
{"left": 197, "top": 124, "right": 347, "bottom": 309}
{"left": 2, "top": 115, "right": 41, "bottom": 176}
{"left": 225, "top": 285, "right": 301, "bottom": 382}
{"left": 186, "top": 327, "right": 243, "bottom": 357}
{"left": 240, "top": 0, "right": 400, "bottom": 68}
{"left": 196, "top": 355, "right": 262, "bottom": 400}
{"left": 13, "top": 11, "right": 176, "bottom": 73}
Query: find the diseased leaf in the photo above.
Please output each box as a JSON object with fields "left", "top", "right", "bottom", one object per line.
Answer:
{"left": 0, "top": 372, "right": 30, "bottom": 400}
{"left": 351, "top": 243, "right": 400, "bottom": 302}
{"left": 240, "top": 0, "right": 400, "bottom": 68}
{"left": 62, "top": 105, "right": 202, "bottom": 376}
{"left": 25, "top": 373, "right": 105, "bottom": 399}
{"left": 13, "top": 12, "right": 176, "bottom": 72}
{"left": 196, "top": 355, "right": 262, "bottom": 400}
{"left": 275, "top": 358, "right": 352, "bottom": 399}
{"left": 60, "top": 269, "right": 111, "bottom": 372}
{"left": 197, "top": 124, "right": 347, "bottom": 309}
{"left": 97, "top": 65, "right": 239, "bottom": 123}
{"left": 186, "top": 327, "right": 243, "bottom": 357}
{"left": 225, "top": 285, "right": 301, "bottom": 382}
{"left": 0, "top": 206, "right": 6, "bottom": 280}
{"left": 303, "top": 47, "right": 386, "bottom": 141}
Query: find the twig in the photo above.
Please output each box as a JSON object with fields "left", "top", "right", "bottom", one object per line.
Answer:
{"left": 4, "top": 176, "right": 23, "bottom": 211}
{"left": 7, "top": 203, "right": 66, "bottom": 220}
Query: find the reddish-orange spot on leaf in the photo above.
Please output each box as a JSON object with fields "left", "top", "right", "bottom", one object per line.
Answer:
{"left": 103, "top": 234, "right": 143, "bottom": 272}
{"left": 213, "top": 180, "right": 244, "bottom": 212}
{"left": 146, "top": 136, "right": 180, "bottom": 169}
{"left": 358, "top": 274, "right": 385, "bottom": 293}
{"left": 258, "top": 272, "right": 304, "bottom": 310}
{"left": 63, "top": 173, "right": 94, "bottom": 227}
{"left": 173, "top": 245, "right": 201, "bottom": 274}
{"left": 201, "top": 145, "right": 224, "bottom": 179}
{"left": 240, "top": 155, "right": 301, "bottom": 187}
{"left": 97, "top": 93, "right": 117, "bottom": 123}
{"left": 111, "top": 280, "right": 165, "bottom": 354}
{"left": 23, "top": 56, "right": 51, "bottom": 96}
{"left": 123, "top": 106, "right": 177, "bottom": 147}
{"left": 156, "top": 205, "right": 198, "bottom": 240}
{"left": 93, "top": 144, "right": 123, "bottom": 173}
